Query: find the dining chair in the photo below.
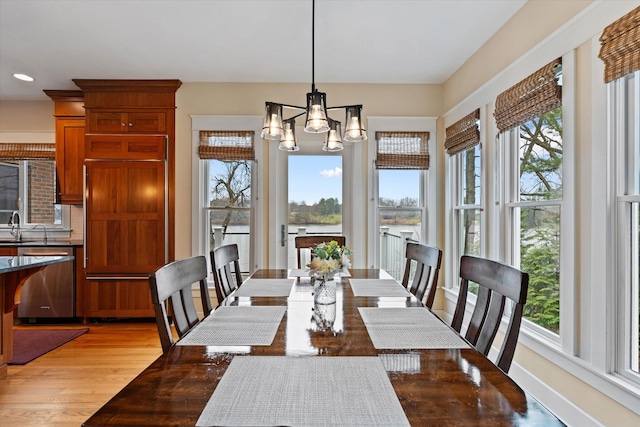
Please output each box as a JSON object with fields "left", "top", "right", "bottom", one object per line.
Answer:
{"left": 450, "top": 255, "right": 529, "bottom": 373}
{"left": 148, "top": 255, "right": 212, "bottom": 353}
{"left": 210, "top": 243, "right": 243, "bottom": 305}
{"left": 401, "top": 242, "right": 442, "bottom": 309}
{"left": 294, "top": 235, "right": 346, "bottom": 269}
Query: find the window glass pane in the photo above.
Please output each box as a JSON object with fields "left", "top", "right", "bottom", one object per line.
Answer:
{"left": 288, "top": 156, "right": 342, "bottom": 269}
{"left": 519, "top": 205, "right": 561, "bottom": 334}
{"left": 0, "top": 160, "right": 60, "bottom": 225}
{"left": 378, "top": 169, "right": 422, "bottom": 280}
{"left": 379, "top": 169, "right": 420, "bottom": 207}
{"left": 460, "top": 145, "right": 481, "bottom": 205}
{"left": 458, "top": 208, "right": 482, "bottom": 295}
{"left": 207, "top": 159, "right": 251, "bottom": 274}
{"left": 458, "top": 209, "right": 481, "bottom": 257}
{"left": 208, "top": 160, "right": 251, "bottom": 208}
{"left": 378, "top": 226, "right": 407, "bottom": 280}
{"left": 208, "top": 209, "right": 250, "bottom": 274}
{"left": 519, "top": 107, "right": 563, "bottom": 202}
{"left": 27, "top": 160, "right": 58, "bottom": 224}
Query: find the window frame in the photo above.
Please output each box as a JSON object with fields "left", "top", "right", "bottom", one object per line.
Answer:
{"left": 611, "top": 70, "right": 640, "bottom": 386}
{"left": 191, "top": 115, "right": 264, "bottom": 283}
{"left": 366, "top": 117, "right": 438, "bottom": 270}
{"left": 449, "top": 142, "right": 485, "bottom": 291}
{"left": 0, "top": 159, "right": 70, "bottom": 233}
{"left": 500, "top": 52, "right": 576, "bottom": 353}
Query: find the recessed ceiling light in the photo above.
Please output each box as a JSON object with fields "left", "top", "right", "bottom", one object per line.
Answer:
{"left": 13, "top": 73, "right": 35, "bottom": 82}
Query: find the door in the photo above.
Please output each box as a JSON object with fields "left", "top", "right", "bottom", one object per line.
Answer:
{"left": 271, "top": 135, "right": 350, "bottom": 269}
{"left": 85, "top": 160, "right": 166, "bottom": 273}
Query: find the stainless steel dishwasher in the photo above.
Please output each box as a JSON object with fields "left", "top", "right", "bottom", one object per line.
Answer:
{"left": 17, "top": 246, "right": 75, "bottom": 318}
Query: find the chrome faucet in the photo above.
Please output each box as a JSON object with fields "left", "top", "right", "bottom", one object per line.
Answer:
{"left": 33, "top": 224, "right": 48, "bottom": 243}
{"left": 10, "top": 211, "right": 22, "bottom": 242}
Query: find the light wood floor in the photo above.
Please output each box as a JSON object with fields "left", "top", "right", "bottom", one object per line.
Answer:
{"left": 0, "top": 321, "right": 163, "bottom": 426}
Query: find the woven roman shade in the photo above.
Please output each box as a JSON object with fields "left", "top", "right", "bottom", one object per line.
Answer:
{"left": 599, "top": 6, "right": 640, "bottom": 83}
{"left": 494, "top": 58, "right": 562, "bottom": 134}
{"left": 375, "top": 131, "right": 430, "bottom": 170}
{"left": 445, "top": 109, "right": 480, "bottom": 156}
{"left": 198, "top": 131, "right": 255, "bottom": 161}
{"left": 0, "top": 143, "right": 55, "bottom": 160}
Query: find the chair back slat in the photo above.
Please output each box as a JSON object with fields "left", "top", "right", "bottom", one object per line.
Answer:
{"left": 149, "top": 255, "right": 210, "bottom": 353}
{"left": 451, "top": 255, "right": 529, "bottom": 373}
{"left": 210, "top": 244, "right": 243, "bottom": 305}
{"left": 295, "top": 235, "right": 346, "bottom": 269}
{"left": 401, "top": 243, "right": 442, "bottom": 308}
{"left": 463, "top": 283, "right": 491, "bottom": 346}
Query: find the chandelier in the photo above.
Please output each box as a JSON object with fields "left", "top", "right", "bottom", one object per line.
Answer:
{"left": 261, "top": 0, "right": 367, "bottom": 152}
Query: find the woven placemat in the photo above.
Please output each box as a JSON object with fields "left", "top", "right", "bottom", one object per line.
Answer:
{"left": 197, "top": 356, "right": 410, "bottom": 426}
{"left": 349, "top": 279, "right": 411, "bottom": 297}
{"left": 233, "top": 278, "right": 295, "bottom": 297}
{"left": 177, "top": 306, "right": 286, "bottom": 347}
{"left": 358, "top": 307, "right": 469, "bottom": 350}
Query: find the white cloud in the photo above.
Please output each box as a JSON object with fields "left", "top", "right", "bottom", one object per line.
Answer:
{"left": 320, "top": 167, "right": 342, "bottom": 178}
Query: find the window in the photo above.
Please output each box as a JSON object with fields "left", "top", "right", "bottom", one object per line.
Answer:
{"left": 0, "top": 156, "right": 62, "bottom": 226}
{"left": 375, "top": 131, "right": 429, "bottom": 280}
{"left": 498, "top": 59, "right": 564, "bottom": 337}
{"left": 505, "top": 108, "right": 562, "bottom": 334}
{"left": 611, "top": 70, "right": 640, "bottom": 382}
{"left": 198, "top": 131, "right": 255, "bottom": 275}
{"left": 446, "top": 109, "right": 483, "bottom": 292}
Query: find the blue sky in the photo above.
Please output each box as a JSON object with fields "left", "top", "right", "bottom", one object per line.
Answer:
{"left": 289, "top": 156, "right": 342, "bottom": 204}
{"left": 289, "top": 156, "right": 419, "bottom": 205}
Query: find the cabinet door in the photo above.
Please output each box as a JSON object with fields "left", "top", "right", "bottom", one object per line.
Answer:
{"left": 55, "top": 118, "right": 85, "bottom": 204}
{"left": 85, "top": 134, "right": 166, "bottom": 160}
{"left": 86, "top": 278, "right": 154, "bottom": 317}
{"left": 87, "top": 111, "right": 127, "bottom": 133}
{"left": 87, "top": 111, "right": 166, "bottom": 133}
{"left": 127, "top": 112, "right": 166, "bottom": 133}
{"left": 85, "top": 160, "right": 166, "bottom": 274}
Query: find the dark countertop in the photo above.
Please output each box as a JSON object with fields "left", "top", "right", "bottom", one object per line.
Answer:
{"left": 0, "top": 255, "right": 75, "bottom": 274}
{"left": 0, "top": 240, "right": 82, "bottom": 247}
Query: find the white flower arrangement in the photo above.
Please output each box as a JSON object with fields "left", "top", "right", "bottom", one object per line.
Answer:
{"left": 307, "top": 240, "right": 352, "bottom": 276}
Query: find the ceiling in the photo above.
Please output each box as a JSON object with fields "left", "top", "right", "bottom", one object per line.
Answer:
{"left": 0, "top": 0, "right": 526, "bottom": 101}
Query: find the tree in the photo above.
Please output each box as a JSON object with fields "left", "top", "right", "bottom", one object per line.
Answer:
{"left": 210, "top": 160, "right": 251, "bottom": 235}
{"left": 462, "top": 146, "right": 480, "bottom": 256}
{"left": 518, "top": 107, "right": 562, "bottom": 332}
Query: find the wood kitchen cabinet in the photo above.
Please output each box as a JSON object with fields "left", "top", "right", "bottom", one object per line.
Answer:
{"left": 84, "top": 155, "right": 166, "bottom": 274}
{"left": 44, "top": 90, "right": 85, "bottom": 205}
{"left": 73, "top": 79, "right": 181, "bottom": 319}
{"left": 86, "top": 278, "right": 154, "bottom": 318}
{"left": 87, "top": 111, "right": 166, "bottom": 133}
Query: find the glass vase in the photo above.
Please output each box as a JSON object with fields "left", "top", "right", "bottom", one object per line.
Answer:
{"left": 313, "top": 273, "right": 337, "bottom": 304}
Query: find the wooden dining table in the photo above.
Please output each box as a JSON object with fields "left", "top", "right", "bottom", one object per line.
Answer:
{"left": 83, "top": 269, "right": 563, "bottom": 426}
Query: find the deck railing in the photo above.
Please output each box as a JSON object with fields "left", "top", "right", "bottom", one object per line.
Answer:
{"left": 209, "top": 226, "right": 418, "bottom": 281}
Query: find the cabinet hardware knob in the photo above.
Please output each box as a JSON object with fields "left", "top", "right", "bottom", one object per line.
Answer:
{"left": 121, "top": 123, "right": 126, "bottom": 127}
{"left": 129, "top": 123, "right": 133, "bottom": 127}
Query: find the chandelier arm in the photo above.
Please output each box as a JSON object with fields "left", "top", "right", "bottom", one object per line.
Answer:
{"left": 284, "top": 111, "right": 307, "bottom": 121}
{"left": 278, "top": 103, "right": 307, "bottom": 111}
{"left": 326, "top": 104, "right": 364, "bottom": 111}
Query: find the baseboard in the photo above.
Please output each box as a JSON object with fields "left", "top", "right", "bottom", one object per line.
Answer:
{"left": 508, "top": 361, "right": 602, "bottom": 427}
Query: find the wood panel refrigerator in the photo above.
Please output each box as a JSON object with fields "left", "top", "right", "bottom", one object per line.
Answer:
{"left": 83, "top": 135, "right": 167, "bottom": 318}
